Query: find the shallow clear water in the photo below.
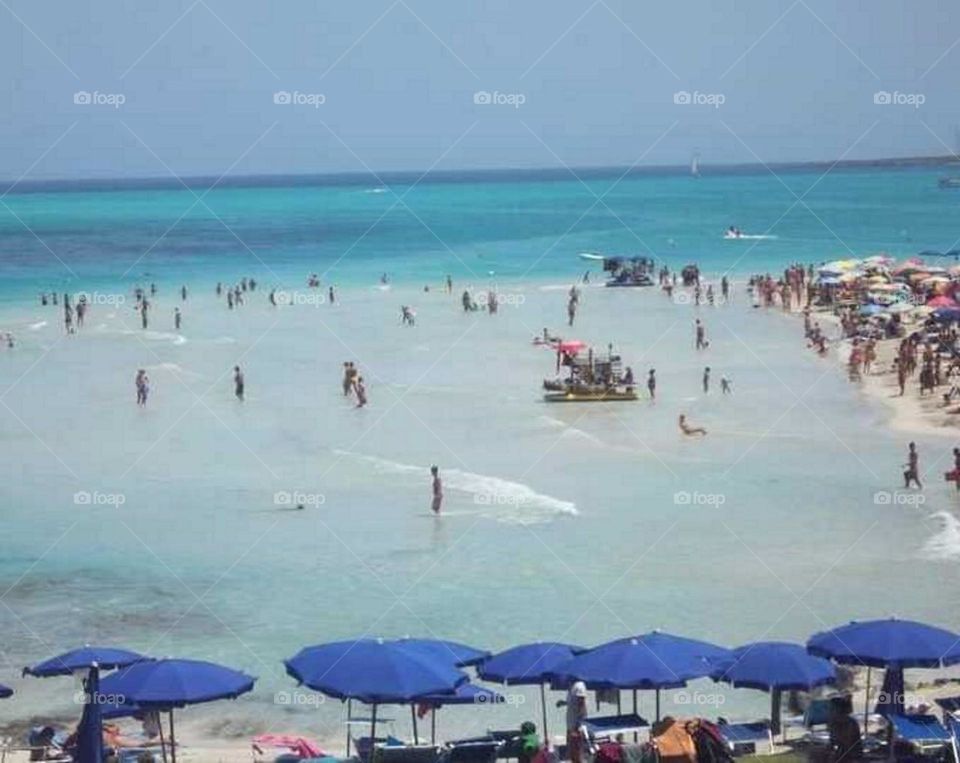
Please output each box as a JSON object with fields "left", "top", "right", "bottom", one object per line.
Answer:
{"left": 1, "top": 166, "right": 959, "bottom": 742}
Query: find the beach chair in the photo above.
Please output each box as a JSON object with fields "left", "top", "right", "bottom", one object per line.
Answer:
{"left": 716, "top": 720, "right": 773, "bottom": 756}
{"left": 888, "top": 714, "right": 952, "bottom": 754}
{"left": 373, "top": 744, "right": 442, "bottom": 763}
{"left": 442, "top": 740, "right": 502, "bottom": 763}
{"left": 583, "top": 714, "right": 649, "bottom": 742}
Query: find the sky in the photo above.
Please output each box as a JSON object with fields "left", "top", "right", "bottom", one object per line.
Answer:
{"left": 1, "top": 0, "right": 959, "bottom": 181}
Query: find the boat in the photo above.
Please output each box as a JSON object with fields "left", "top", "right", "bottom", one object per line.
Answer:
{"left": 691, "top": 151, "right": 701, "bottom": 178}
{"left": 542, "top": 345, "right": 637, "bottom": 402}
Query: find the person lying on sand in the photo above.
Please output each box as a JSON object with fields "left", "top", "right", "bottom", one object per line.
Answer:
{"left": 679, "top": 414, "right": 707, "bottom": 436}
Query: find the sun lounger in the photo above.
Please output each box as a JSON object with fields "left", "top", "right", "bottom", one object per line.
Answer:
{"left": 888, "top": 713, "right": 951, "bottom": 753}
{"left": 373, "top": 744, "right": 442, "bottom": 763}
{"left": 583, "top": 714, "right": 649, "bottom": 742}
{"left": 442, "top": 740, "right": 502, "bottom": 763}
{"left": 716, "top": 721, "right": 772, "bottom": 755}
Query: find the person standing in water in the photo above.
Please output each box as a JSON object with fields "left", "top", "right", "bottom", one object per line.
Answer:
{"left": 140, "top": 299, "right": 149, "bottom": 330}
{"left": 430, "top": 465, "right": 443, "bottom": 514}
{"left": 903, "top": 442, "right": 922, "bottom": 489}
{"left": 233, "top": 366, "right": 245, "bottom": 401}
{"left": 135, "top": 369, "right": 149, "bottom": 407}
{"left": 216, "top": 282, "right": 222, "bottom": 296}
{"left": 328, "top": 286, "right": 336, "bottom": 305}
{"left": 702, "top": 366, "right": 711, "bottom": 394}
{"left": 174, "top": 308, "right": 181, "bottom": 330}
{"left": 446, "top": 275, "right": 453, "bottom": 293}
{"left": 355, "top": 376, "right": 367, "bottom": 408}
{"left": 181, "top": 285, "right": 187, "bottom": 301}
{"left": 721, "top": 376, "right": 732, "bottom": 394}
{"left": 695, "top": 319, "right": 707, "bottom": 350}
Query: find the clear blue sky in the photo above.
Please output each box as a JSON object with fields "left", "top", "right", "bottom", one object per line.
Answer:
{"left": 2, "top": 0, "right": 958, "bottom": 180}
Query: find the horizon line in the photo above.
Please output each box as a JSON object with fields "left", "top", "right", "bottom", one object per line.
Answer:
{"left": 3, "top": 152, "right": 957, "bottom": 196}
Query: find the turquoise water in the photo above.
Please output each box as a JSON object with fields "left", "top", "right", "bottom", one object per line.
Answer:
{"left": 1, "top": 166, "right": 960, "bottom": 743}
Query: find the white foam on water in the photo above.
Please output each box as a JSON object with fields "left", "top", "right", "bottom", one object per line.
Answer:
{"left": 334, "top": 449, "right": 578, "bottom": 521}
{"left": 143, "top": 362, "right": 201, "bottom": 379}
{"left": 212, "top": 336, "right": 237, "bottom": 344}
{"left": 922, "top": 511, "right": 960, "bottom": 560}
{"left": 536, "top": 415, "right": 605, "bottom": 447}
{"left": 28, "top": 321, "right": 47, "bottom": 330}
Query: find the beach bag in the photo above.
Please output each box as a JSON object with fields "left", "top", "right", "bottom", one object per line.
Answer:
{"left": 650, "top": 718, "right": 696, "bottom": 763}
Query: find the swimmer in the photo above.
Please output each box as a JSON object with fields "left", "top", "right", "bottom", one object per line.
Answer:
{"left": 431, "top": 465, "right": 443, "bottom": 515}
{"left": 679, "top": 414, "right": 707, "bottom": 436}
{"left": 233, "top": 365, "right": 245, "bottom": 401}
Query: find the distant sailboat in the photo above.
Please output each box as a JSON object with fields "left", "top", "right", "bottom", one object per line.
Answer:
{"left": 690, "top": 151, "right": 701, "bottom": 178}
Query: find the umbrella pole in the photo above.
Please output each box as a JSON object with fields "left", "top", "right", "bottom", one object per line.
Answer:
{"left": 432, "top": 708, "right": 437, "bottom": 745}
{"left": 540, "top": 684, "right": 548, "bottom": 746}
{"left": 863, "top": 667, "right": 871, "bottom": 735}
{"left": 170, "top": 710, "right": 177, "bottom": 763}
{"left": 632, "top": 690, "right": 638, "bottom": 742}
{"left": 371, "top": 703, "right": 378, "bottom": 744}
{"left": 655, "top": 689, "right": 660, "bottom": 722}
{"left": 771, "top": 688, "right": 782, "bottom": 739}
{"left": 412, "top": 705, "right": 419, "bottom": 744}
{"left": 157, "top": 713, "right": 169, "bottom": 763}
{"left": 346, "top": 699, "right": 352, "bottom": 757}
{"left": 617, "top": 691, "right": 621, "bottom": 715}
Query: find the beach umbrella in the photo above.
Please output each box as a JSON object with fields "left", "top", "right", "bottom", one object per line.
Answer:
{"left": 416, "top": 682, "right": 505, "bottom": 743}
{"left": 807, "top": 618, "right": 960, "bottom": 732}
{"left": 100, "top": 658, "right": 255, "bottom": 763}
{"left": 285, "top": 639, "right": 467, "bottom": 748}
{"left": 24, "top": 646, "right": 149, "bottom": 763}
{"left": 392, "top": 637, "right": 490, "bottom": 668}
{"left": 874, "top": 665, "right": 905, "bottom": 717}
{"left": 478, "top": 642, "right": 585, "bottom": 740}
{"left": 549, "top": 632, "right": 729, "bottom": 721}
{"left": 75, "top": 666, "right": 105, "bottom": 763}
{"left": 24, "top": 646, "right": 148, "bottom": 677}
{"left": 0, "top": 684, "right": 11, "bottom": 698}
{"left": 933, "top": 307, "right": 960, "bottom": 322}
{"left": 710, "top": 642, "right": 835, "bottom": 735}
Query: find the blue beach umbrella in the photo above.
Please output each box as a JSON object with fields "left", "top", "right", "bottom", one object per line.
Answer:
{"left": 874, "top": 665, "right": 905, "bottom": 717}
{"left": 24, "top": 646, "right": 148, "bottom": 677}
{"left": 100, "top": 658, "right": 255, "bottom": 763}
{"left": 0, "top": 683, "right": 11, "bottom": 698}
{"left": 479, "top": 642, "right": 584, "bottom": 740}
{"left": 24, "top": 645, "right": 148, "bottom": 763}
{"left": 807, "top": 618, "right": 960, "bottom": 732}
{"left": 392, "top": 637, "right": 491, "bottom": 668}
{"left": 549, "top": 632, "right": 729, "bottom": 721}
{"left": 285, "top": 638, "right": 468, "bottom": 746}
{"left": 76, "top": 667, "right": 104, "bottom": 763}
{"left": 710, "top": 642, "right": 836, "bottom": 735}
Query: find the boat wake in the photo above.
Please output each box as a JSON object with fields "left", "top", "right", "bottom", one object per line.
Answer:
{"left": 333, "top": 450, "right": 578, "bottom": 523}
{"left": 922, "top": 511, "right": 960, "bottom": 560}
{"left": 538, "top": 415, "right": 606, "bottom": 447}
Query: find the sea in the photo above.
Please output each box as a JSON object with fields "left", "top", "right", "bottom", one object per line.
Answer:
{"left": 1, "top": 163, "right": 960, "bottom": 745}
